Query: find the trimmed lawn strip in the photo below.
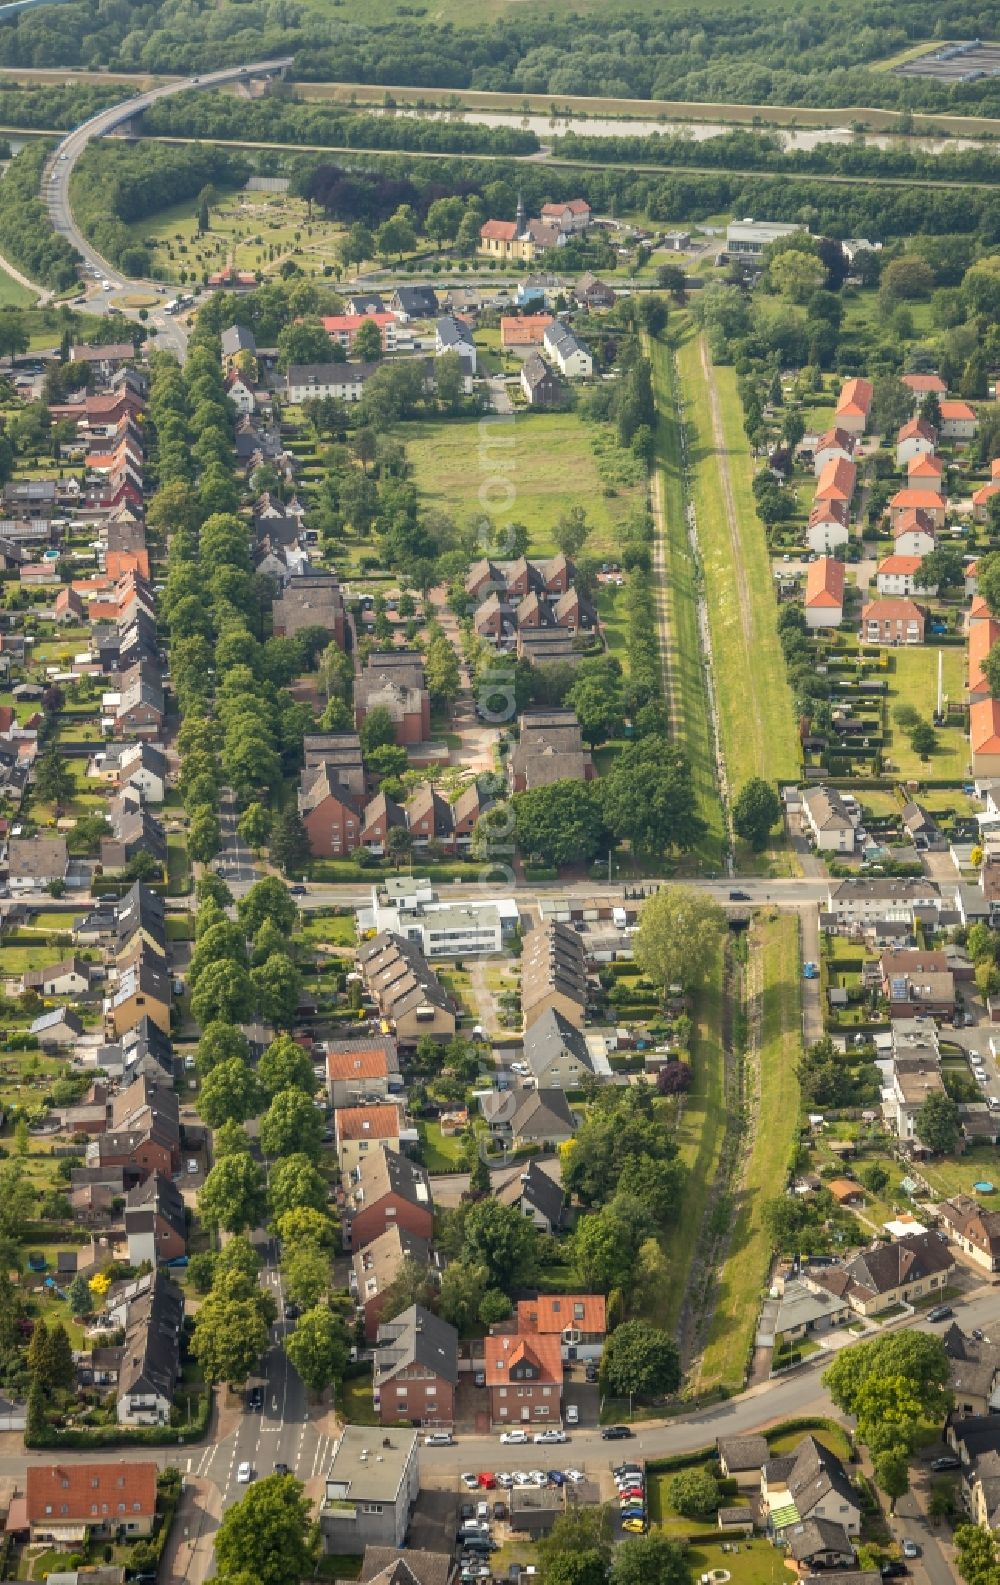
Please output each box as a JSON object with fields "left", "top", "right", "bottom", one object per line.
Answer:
{"left": 698, "top": 912, "right": 801, "bottom": 1390}
{"left": 648, "top": 331, "right": 725, "bottom": 869}
{"left": 674, "top": 320, "right": 799, "bottom": 792}
{"left": 659, "top": 941, "right": 726, "bottom": 1336}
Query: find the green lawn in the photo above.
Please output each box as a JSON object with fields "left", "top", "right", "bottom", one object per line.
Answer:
{"left": 919, "top": 1147, "right": 1000, "bottom": 1201}
{"left": 648, "top": 330, "right": 726, "bottom": 868}
{"left": 124, "top": 188, "right": 350, "bottom": 284}
{"left": 674, "top": 319, "right": 800, "bottom": 794}
{"left": 698, "top": 912, "right": 801, "bottom": 1391}
{"left": 416, "top": 1119, "right": 467, "bottom": 1173}
{"left": 404, "top": 411, "right": 644, "bottom": 559}
{"left": 659, "top": 941, "right": 726, "bottom": 1334}
{"left": 0, "top": 260, "right": 35, "bottom": 308}
{"left": 885, "top": 646, "right": 969, "bottom": 781}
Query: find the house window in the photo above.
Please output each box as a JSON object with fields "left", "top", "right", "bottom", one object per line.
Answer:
{"left": 60, "top": 1505, "right": 68, "bottom": 1515}
{"left": 118, "top": 1503, "right": 126, "bottom": 1513}
{"left": 426, "top": 1386, "right": 436, "bottom": 1397}
{"left": 91, "top": 1505, "right": 99, "bottom": 1516}
{"left": 132, "top": 1503, "right": 142, "bottom": 1513}
{"left": 364, "top": 1504, "right": 383, "bottom": 1514}
{"left": 498, "top": 1388, "right": 507, "bottom": 1398}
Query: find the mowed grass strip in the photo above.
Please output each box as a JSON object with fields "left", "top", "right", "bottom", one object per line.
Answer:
{"left": 649, "top": 331, "right": 725, "bottom": 868}
{"left": 404, "top": 412, "right": 643, "bottom": 560}
{"left": 660, "top": 940, "right": 726, "bottom": 1335}
{"left": 674, "top": 319, "right": 800, "bottom": 792}
{"left": 698, "top": 911, "right": 801, "bottom": 1390}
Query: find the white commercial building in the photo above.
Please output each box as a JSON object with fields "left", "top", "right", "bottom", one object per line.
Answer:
{"left": 360, "top": 877, "right": 519, "bottom": 957}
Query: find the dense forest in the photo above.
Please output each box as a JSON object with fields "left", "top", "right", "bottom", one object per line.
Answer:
{"left": 141, "top": 91, "right": 539, "bottom": 155}
{"left": 4, "top": 0, "right": 1000, "bottom": 115}
{"left": 0, "top": 80, "right": 133, "bottom": 127}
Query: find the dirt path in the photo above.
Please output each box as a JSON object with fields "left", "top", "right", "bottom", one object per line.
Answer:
{"left": 698, "top": 335, "right": 755, "bottom": 663}
{"left": 644, "top": 330, "right": 680, "bottom": 736}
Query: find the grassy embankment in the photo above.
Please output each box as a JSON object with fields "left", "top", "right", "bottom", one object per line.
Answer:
{"left": 697, "top": 911, "right": 801, "bottom": 1391}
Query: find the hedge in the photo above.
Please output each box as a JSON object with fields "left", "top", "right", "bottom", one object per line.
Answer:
{"left": 26, "top": 1391, "right": 211, "bottom": 1450}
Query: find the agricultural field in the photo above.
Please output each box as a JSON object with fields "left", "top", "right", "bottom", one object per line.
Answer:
{"left": 127, "top": 189, "right": 351, "bottom": 284}
{"left": 405, "top": 410, "right": 646, "bottom": 559}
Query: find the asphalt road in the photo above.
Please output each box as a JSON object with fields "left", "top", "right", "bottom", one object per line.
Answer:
{"left": 40, "top": 55, "right": 292, "bottom": 362}
{"left": 214, "top": 788, "right": 261, "bottom": 889}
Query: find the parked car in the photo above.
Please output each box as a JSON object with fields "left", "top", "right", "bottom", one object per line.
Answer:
{"left": 534, "top": 1429, "right": 567, "bottom": 1444}
{"left": 500, "top": 1429, "right": 528, "bottom": 1444}
{"left": 584, "top": 1363, "right": 599, "bottom": 1383}
{"left": 477, "top": 1473, "right": 497, "bottom": 1489}
{"left": 930, "top": 1456, "right": 960, "bottom": 1472}
{"left": 425, "top": 1432, "right": 454, "bottom": 1446}
{"left": 461, "top": 1472, "right": 480, "bottom": 1489}
{"left": 901, "top": 1541, "right": 919, "bottom": 1560}
{"left": 927, "top": 1305, "right": 953, "bottom": 1322}
{"left": 879, "top": 1564, "right": 907, "bottom": 1580}
{"left": 565, "top": 1405, "right": 579, "bottom": 1425}
{"left": 602, "top": 1426, "right": 633, "bottom": 1440}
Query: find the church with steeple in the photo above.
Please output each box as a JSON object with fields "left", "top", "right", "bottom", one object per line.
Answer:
{"left": 478, "top": 193, "right": 591, "bottom": 262}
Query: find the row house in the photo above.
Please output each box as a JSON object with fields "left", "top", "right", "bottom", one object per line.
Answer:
{"left": 353, "top": 1225, "right": 435, "bottom": 1341}
{"left": 342, "top": 1144, "right": 433, "bottom": 1253}
{"left": 507, "top": 708, "right": 594, "bottom": 793}
{"left": 355, "top": 653, "right": 431, "bottom": 747}
{"left": 356, "top": 931, "right": 456, "bottom": 1046}
{"left": 373, "top": 1305, "right": 458, "bottom": 1428}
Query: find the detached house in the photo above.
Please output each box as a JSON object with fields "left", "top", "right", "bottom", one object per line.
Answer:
{"left": 761, "top": 1435, "right": 862, "bottom": 1539}
{"left": 335, "top": 1104, "right": 404, "bottom": 1184}
{"left": 804, "top": 557, "right": 844, "bottom": 629}
{"left": 834, "top": 378, "right": 873, "bottom": 437}
{"left": 940, "top": 400, "right": 978, "bottom": 441}
{"left": 896, "top": 417, "right": 938, "bottom": 468}
{"left": 522, "top": 1007, "right": 601, "bottom": 1089}
{"left": 807, "top": 1230, "right": 954, "bottom": 1316}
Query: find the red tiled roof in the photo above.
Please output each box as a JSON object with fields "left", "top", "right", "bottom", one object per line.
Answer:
{"left": 815, "top": 456, "right": 856, "bottom": 502}
{"left": 901, "top": 373, "right": 947, "bottom": 395}
{"left": 483, "top": 1329, "right": 562, "bottom": 1386}
{"left": 862, "top": 597, "right": 923, "bottom": 623}
{"left": 940, "top": 400, "right": 976, "bottom": 421}
{"left": 836, "top": 377, "right": 873, "bottom": 418}
{"left": 972, "top": 697, "right": 1000, "bottom": 754}
{"left": 804, "top": 556, "right": 845, "bottom": 609}
{"left": 897, "top": 418, "right": 937, "bottom": 444}
{"left": 969, "top": 617, "right": 1000, "bottom": 694}
{"left": 327, "top": 1047, "right": 390, "bottom": 1082}
{"left": 517, "top": 1294, "right": 606, "bottom": 1334}
{"left": 814, "top": 427, "right": 855, "bottom": 454}
{"left": 500, "top": 315, "right": 553, "bottom": 346}
{"left": 26, "top": 1460, "right": 157, "bottom": 1524}
{"left": 334, "top": 1103, "right": 402, "bottom": 1142}
{"left": 480, "top": 220, "right": 518, "bottom": 242}
{"left": 907, "top": 453, "right": 943, "bottom": 477}
{"left": 890, "top": 491, "right": 944, "bottom": 513}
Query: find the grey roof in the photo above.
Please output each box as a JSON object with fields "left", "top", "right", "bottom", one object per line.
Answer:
{"left": 114, "top": 882, "right": 166, "bottom": 954}
{"left": 786, "top": 1436, "right": 860, "bottom": 1521}
{"left": 286, "top": 361, "right": 378, "bottom": 387}
{"left": 125, "top": 1171, "right": 186, "bottom": 1243}
{"left": 786, "top": 1517, "right": 855, "bottom": 1562}
{"left": 221, "top": 324, "right": 256, "bottom": 356}
{"left": 436, "top": 315, "right": 474, "bottom": 351}
{"left": 717, "top": 1434, "right": 768, "bottom": 1472}
{"left": 348, "top": 1145, "right": 432, "bottom": 1217}
{"left": 393, "top": 285, "right": 439, "bottom": 316}
{"left": 30, "top": 1007, "right": 83, "bottom": 1038}
{"left": 497, "top": 1158, "right": 565, "bottom": 1228}
{"left": 361, "top": 1549, "right": 453, "bottom": 1585}
{"left": 483, "top": 1082, "right": 576, "bottom": 1141}
{"left": 543, "top": 319, "right": 590, "bottom": 362}
{"left": 843, "top": 1230, "right": 954, "bottom": 1298}
{"left": 374, "top": 1304, "right": 458, "bottom": 1387}
{"left": 117, "top": 1272, "right": 183, "bottom": 1403}
{"left": 522, "top": 1006, "right": 596, "bottom": 1081}
{"left": 8, "top": 834, "right": 67, "bottom": 881}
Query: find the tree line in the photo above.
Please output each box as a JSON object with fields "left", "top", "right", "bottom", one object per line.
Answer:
{"left": 555, "top": 125, "right": 1000, "bottom": 189}
{"left": 0, "top": 142, "right": 79, "bottom": 290}
{"left": 142, "top": 90, "right": 539, "bottom": 156}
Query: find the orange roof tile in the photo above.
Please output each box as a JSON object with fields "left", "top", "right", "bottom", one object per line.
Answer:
{"left": 907, "top": 453, "right": 943, "bottom": 477}
{"left": 901, "top": 373, "right": 946, "bottom": 395}
{"left": 334, "top": 1103, "right": 402, "bottom": 1142}
{"left": 835, "top": 377, "right": 873, "bottom": 418}
{"left": 500, "top": 315, "right": 553, "bottom": 347}
{"left": 970, "top": 596, "right": 993, "bottom": 624}
{"left": 972, "top": 696, "right": 1000, "bottom": 754}
{"left": 877, "top": 556, "right": 924, "bottom": 577}
{"left": 517, "top": 1294, "right": 606, "bottom": 1334}
{"left": 897, "top": 417, "right": 937, "bottom": 444}
{"left": 326, "top": 1047, "right": 390, "bottom": 1082}
{"left": 26, "top": 1461, "right": 157, "bottom": 1524}
{"left": 815, "top": 456, "right": 857, "bottom": 502}
{"left": 804, "top": 556, "right": 845, "bottom": 609}
{"left": 940, "top": 400, "right": 976, "bottom": 421}
{"left": 890, "top": 490, "right": 944, "bottom": 513}
{"left": 483, "top": 1329, "right": 562, "bottom": 1387}
{"left": 969, "top": 617, "right": 1000, "bottom": 694}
